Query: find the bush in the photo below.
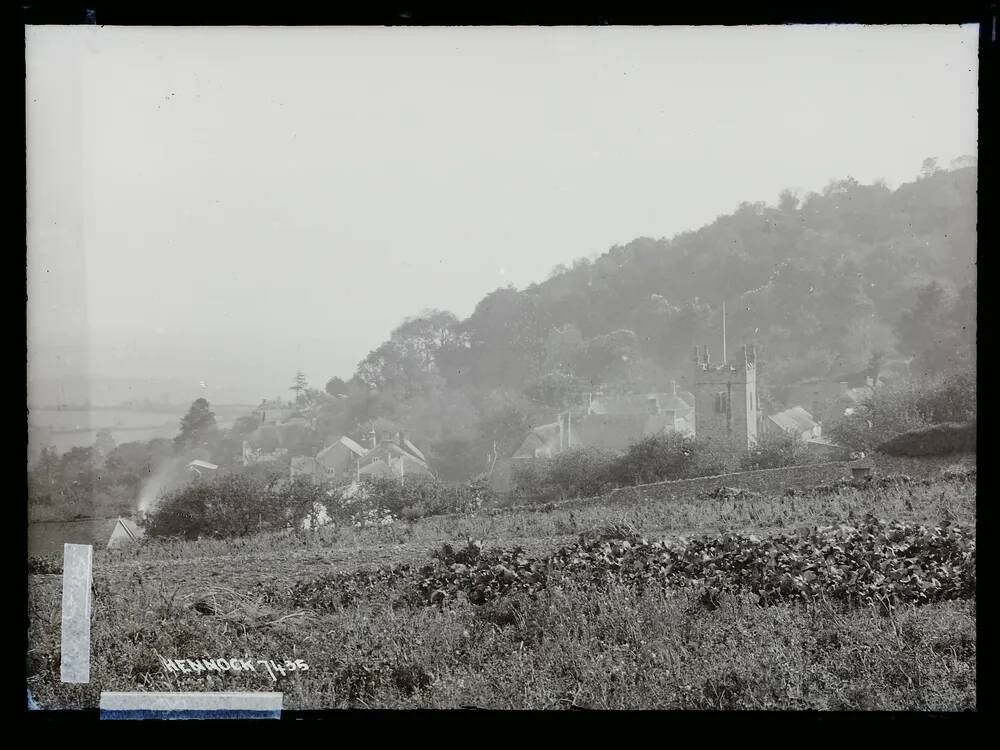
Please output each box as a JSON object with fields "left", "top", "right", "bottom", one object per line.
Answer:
{"left": 878, "top": 421, "right": 976, "bottom": 457}
{"left": 546, "top": 448, "right": 617, "bottom": 498}
{"left": 510, "top": 448, "right": 617, "bottom": 503}
{"left": 144, "top": 471, "right": 289, "bottom": 540}
{"left": 330, "top": 475, "right": 496, "bottom": 526}
{"left": 741, "top": 431, "right": 813, "bottom": 471}
{"left": 509, "top": 434, "right": 742, "bottom": 504}
{"left": 826, "top": 371, "right": 976, "bottom": 451}
{"left": 610, "top": 433, "right": 700, "bottom": 486}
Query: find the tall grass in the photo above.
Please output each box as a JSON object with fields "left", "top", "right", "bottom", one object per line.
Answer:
{"left": 28, "top": 572, "right": 975, "bottom": 710}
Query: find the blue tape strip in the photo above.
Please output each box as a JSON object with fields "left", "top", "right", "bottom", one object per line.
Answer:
{"left": 99, "top": 692, "right": 282, "bottom": 719}
{"left": 101, "top": 709, "right": 280, "bottom": 720}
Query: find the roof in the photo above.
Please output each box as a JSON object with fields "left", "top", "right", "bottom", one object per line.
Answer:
{"left": 571, "top": 413, "right": 648, "bottom": 453}
{"left": 402, "top": 438, "right": 427, "bottom": 463}
{"left": 364, "top": 440, "right": 428, "bottom": 468}
{"left": 29, "top": 517, "right": 144, "bottom": 558}
{"left": 513, "top": 409, "right": 691, "bottom": 458}
{"left": 358, "top": 461, "right": 394, "bottom": 479}
{"left": 317, "top": 436, "right": 369, "bottom": 464}
{"left": 767, "top": 406, "right": 819, "bottom": 435}
{"left": 358, "top": 454, "right": 434, "bottom": 479}
{"left": 187, "top": 459, "right": 219, "bottom": 471}
{"left": 806, "top": 436, "right": 839, "bottom": 447}
{"left": 588, "top": 391, "right": 694, "bottom": 417}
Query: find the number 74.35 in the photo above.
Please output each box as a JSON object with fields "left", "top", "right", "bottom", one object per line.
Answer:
{"left": 259, "top": 659, "right": 309, "bottom": 680}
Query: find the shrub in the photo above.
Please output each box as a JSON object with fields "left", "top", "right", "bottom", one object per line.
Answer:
{"left": 509, "top": 434, "right": 744, "bottom": 503}
{"left": 330, "top": 475, "right": 495, "bottom": 525}
{"left": 546, "top": 448, "right": 617, "bottom": 499}
{"left": 610, "top": 433, "right": 698, "bottom": 486}
{"left": 827, "top": 371, "right": 976, "bottom": 451}
{"left": 510, "top": 448, "right": 617, "bottom": 503}
{"left": 878, "top": 421, "right": 976, "bottom": 457}
{"left": 741, "top": 431, "right": 813, "bottom": 471}
{"left": 144, "top": 471, "right": 288, "bottom": 540}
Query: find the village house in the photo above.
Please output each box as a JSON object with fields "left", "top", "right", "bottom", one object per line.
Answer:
{"left": 512, "top": 383, "right": 696, "bottom": 460}
{"left": 777, "top": 377, "right": 852, "bottom": 422}
{"left": 252, "top": 399, "right": 298, "bottom": 425}
{"left": 763, "top": 405, "right": 822, "bottom": 442}
{"left": 315, "top": 435, "right": 369, "bottom": 482}
{"left": 820, "top": 385, "right": 876, "bottom": 426}
{"left": 777, "top": 365, "right": 893, "bottom": 427}
{"left": 762, "top": 404, "right": 851, "bottom": 460}
{"left": 358, "top": 429, "right": 433, "bottom": 481}
{"left": 242, "top": 407, "right": 317, "bottom": 467}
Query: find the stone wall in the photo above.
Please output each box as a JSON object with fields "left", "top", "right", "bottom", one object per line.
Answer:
{"left": 597, "top": 461, "right": 852, "bottom": 508}
{"left": 499, "top": 451, "right": 975, "bottom": 515}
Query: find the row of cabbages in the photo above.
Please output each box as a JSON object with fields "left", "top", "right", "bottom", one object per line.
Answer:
{"left": 286, "top": 515, "right": 975, "bottom": 613}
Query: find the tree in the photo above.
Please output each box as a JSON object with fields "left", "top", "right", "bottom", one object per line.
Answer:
{"left": 571, "top": 329, "right": 641, "bottom": 386}
{"left": 93, "top": 429, "right": 117, "bottom": 462}
{"left": 920, "top": 157, "right": 941, "bottom": 178}
{"left": 291, "top": 371, "right": 309, "bottom": 403}
{"left": 895, "top": 282, "right": 947, "bottom": 357}
{"left": 232, "top": 414, "right": 263, "bottom": 437}
{"left": 175, "top": 398, "right": 217, "bottom": 450}
{"left": 389, "top": 309, "right": 459, "bottom": 372}
{"left": 325, "top": 376, "right": 349, "bottom": 397}
{"left": 778, "top": 189, "right": 800, "bottom": 212}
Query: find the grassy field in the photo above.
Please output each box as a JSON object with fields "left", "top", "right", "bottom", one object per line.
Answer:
{"left": 27, "top": 464, "right": 976, "bottom": 711}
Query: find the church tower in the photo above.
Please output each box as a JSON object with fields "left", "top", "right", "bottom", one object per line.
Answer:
{"left": 692, "top": 343, "right": 758, "bottom": 454}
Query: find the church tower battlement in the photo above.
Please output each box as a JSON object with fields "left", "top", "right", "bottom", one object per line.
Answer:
{"left": 692, "top": 343, "right": 758, "bottom": 454}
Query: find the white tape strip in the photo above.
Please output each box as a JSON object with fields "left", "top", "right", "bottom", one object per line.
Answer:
{"left": 60, "top": 543, "right": 93, "bottom": 683}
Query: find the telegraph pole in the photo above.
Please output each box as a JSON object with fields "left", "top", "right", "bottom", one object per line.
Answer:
{"left": 722, "top": 300, "right": 727, "bottom": 364}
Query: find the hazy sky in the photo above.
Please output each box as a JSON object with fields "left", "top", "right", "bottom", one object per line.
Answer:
{"left": 26, "top": 25, "right": 979, "bottom": 405}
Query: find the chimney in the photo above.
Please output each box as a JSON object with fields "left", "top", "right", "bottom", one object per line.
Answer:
{"left": 671, "top": 380, "right": 677, "bottom": 396}
{"left": 746, "top": 343, "right": 756, "bottom": 365}
{"left": 703, "top": 346, "right": 710, "bottom": 365}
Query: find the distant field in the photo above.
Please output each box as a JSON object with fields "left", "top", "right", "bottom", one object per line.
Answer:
{"left": 27, "top": 405, "right": 255, "bottom": 454}
{"left": 27, "top": 462, "right": 976, "bottom": 711}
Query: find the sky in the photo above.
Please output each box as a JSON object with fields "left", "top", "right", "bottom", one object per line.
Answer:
{"left": 26, "top": 24, "right": 979, "bottom": 406}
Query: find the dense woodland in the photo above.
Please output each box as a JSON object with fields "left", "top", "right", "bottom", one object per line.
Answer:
{"left": 320, "top": 159, "right": 976, "bottom": 478}
{"left": 28, "top": 159, "right": 977, "bottom": 523}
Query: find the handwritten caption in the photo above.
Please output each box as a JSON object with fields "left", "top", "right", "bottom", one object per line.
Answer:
{"left": 159, "top": 655, "right": 309, "bottom": 682}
